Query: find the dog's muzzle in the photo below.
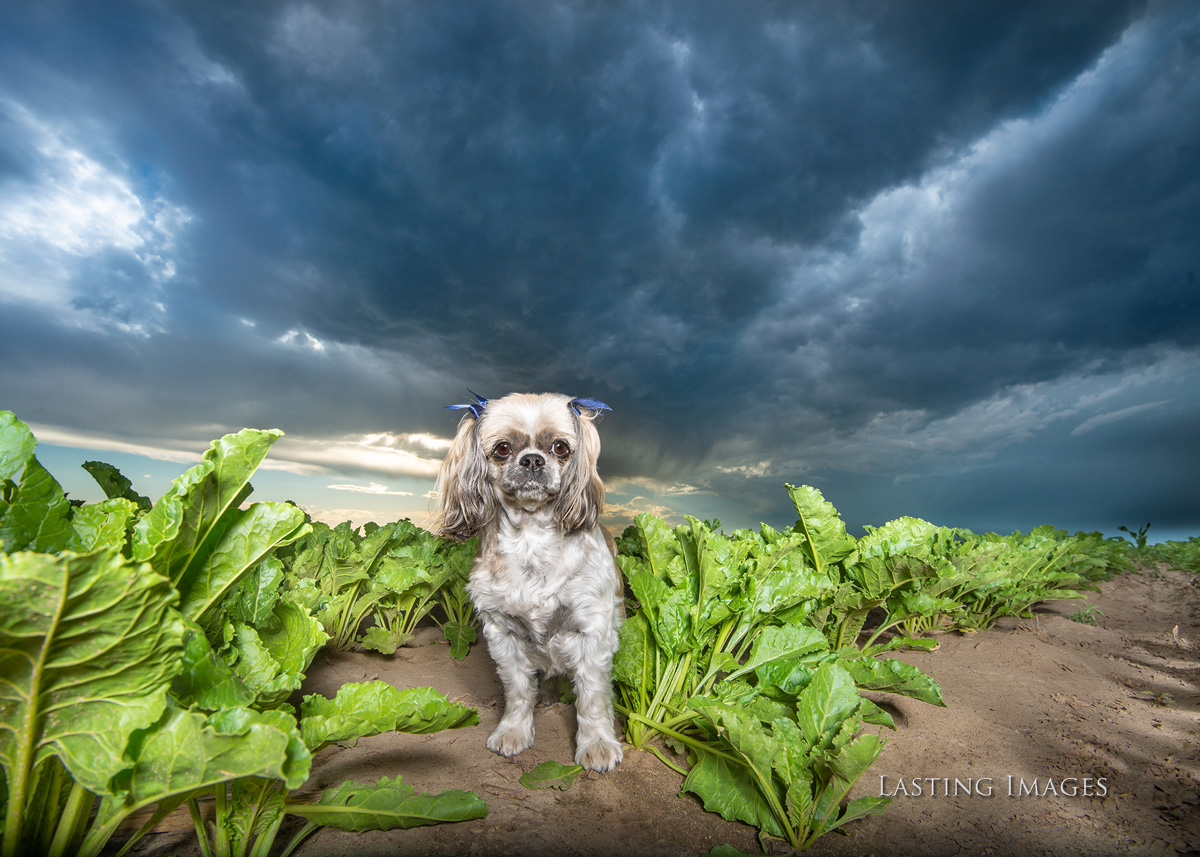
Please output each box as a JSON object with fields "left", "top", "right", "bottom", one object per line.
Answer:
{"left": 501, "top": 453, "right": 558, "bottom": 498}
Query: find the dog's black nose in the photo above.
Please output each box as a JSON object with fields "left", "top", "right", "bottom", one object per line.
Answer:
{"left": 519, "top": 452, "right": 545, "bottom": 471}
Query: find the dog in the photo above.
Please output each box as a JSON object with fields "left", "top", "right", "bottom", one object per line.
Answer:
{"left": 431, "top": 391, "right": 624, "bottom": 772}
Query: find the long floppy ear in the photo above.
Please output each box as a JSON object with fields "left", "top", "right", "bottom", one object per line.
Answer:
{"left": 553, "top": 408, "right": 605, "bottom": 533}
{"left": 430, "top": 414, "right": 495, "bottom": 540}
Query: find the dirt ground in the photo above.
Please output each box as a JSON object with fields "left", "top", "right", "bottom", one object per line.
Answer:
{"left": 129, "top": 564, "right": 1199, "bottom": 857}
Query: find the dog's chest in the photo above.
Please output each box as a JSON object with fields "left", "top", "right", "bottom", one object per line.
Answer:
{"left": 469, "top": 527, "right": 595, "bottom": 641}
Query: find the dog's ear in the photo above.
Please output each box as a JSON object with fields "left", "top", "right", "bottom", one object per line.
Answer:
{"left": 431, "top": 414, "right": 494, "bottom": 540}
{"left": 553, "top": 409, "right": 604, "bottom": 533}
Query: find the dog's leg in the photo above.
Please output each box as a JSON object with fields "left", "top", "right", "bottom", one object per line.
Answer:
{"left": 570, "top": 636, "right": 623, "bottom": 772}
{"left": 481, "top": 622, "right": 537, "bottom": 757}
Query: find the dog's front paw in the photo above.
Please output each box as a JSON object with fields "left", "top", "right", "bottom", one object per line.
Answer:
{"left": 487, "top": 721, "right": 535, "bottom": 757}
{"left": 575, "top": 736, "right": 623, "bottom": 773}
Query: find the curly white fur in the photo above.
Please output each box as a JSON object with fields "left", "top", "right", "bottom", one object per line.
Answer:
{"left": 431, "top": 392, "right": 623, "bottom": 772}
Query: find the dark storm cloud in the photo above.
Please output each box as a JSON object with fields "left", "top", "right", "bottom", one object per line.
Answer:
{"left": 1, "top": 0, "right": 1197, "bottom": 535}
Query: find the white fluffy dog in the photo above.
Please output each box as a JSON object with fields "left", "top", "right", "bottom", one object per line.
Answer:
{"left": 432, "top": 392, "right": 623, "bottom": 772}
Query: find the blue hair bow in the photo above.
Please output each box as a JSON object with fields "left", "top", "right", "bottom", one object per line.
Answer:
{"left": 443, "top": 392, "right": 610, "bottom": 419}
{"left": 570, "top": 397, "right": 611, "bottom": 416}
{"left": 443, "top": 389, "right": 489, "bottom": 419}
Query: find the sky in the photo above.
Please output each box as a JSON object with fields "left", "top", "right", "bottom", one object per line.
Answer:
{"left": 1, "top": 0, "right": 1198, "bottom": 542}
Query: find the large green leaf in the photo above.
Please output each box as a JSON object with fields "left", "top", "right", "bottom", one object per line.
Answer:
{"left": 0, "top": 550, "right": 182, "bottom": 814}
{"left": 851, "top": 517, "right": 936, "bottom": 563}
{"left": 80, "top": 461, "right": 152, "bottom": 513}
{"left": 131, "top": 428, "right": 285, "bottom": 587}
{"left": 682, "top": 747, "right": 786, "bottom": 840}
{"left": 732, "top": 624, "right": 829, "bottom": 681}
{"left": 612, "top": 611, "right": 653, "bottom": 690}
{"left": 177, "top": 501, "right": 309, "bottom": 623}
{"left": 519, "top": 760, "right": 583, "bottom": 790}
{"left": 632, "top": 512, "right": 687, "bottom": 585}
{"left": 86, "top": 705, "right": 312, "bottom": 852}
{"left": 206, "top": 707, "right": 311, "bottom": 787}
{"left": 0, "top": 413, "right": 74, "bottom": 554}
{"left": 170, "top": 621, "right": 256, "bottom": 711}
{"left": 222, "top": 597, "right": 329, "bottom": 709}
{"left": 299, "top": 683, "right": 479, "bottom": 751}
{"left": 0, "top": 411, "right": 37, "bottom": 481}
{"left": 442, "top": 621, "right": 477, "bottom": 661}
{"left": 69, "top": 498, "right": 137, "bottom": 553}
{"left": 808, "top": 731, "right": 890, "bottom": 841}
{"left": 685, "top": 703, "right": 791, "bottom": 840}
{"left": 785, "top": 485, "right": 856, "bottom": 576}
{"left": 794, "top": 663, "right": 861, "bottom": 753}
{"left": 358, "top": 625, "right": 403, "bottom": 655}
{"left": 286, "top": 776, "right": 487, "bottom": 830}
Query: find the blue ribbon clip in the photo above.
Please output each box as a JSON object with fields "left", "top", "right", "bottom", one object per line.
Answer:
{"left": 569, "top": 397, "right": 612, "bottom": 416}
{"left": 444, "top": 389, "right": 490, "bottom": 419}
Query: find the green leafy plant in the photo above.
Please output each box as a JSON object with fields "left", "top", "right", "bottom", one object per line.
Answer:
{"left": 1069, "top": 603, "right": 1104, "bottom": 625}
{"left": 797, "top": 503, "right": 963, "bottom": 650}
{"left": 432, "top": 545, "right": 479, "bottom": 660}
{"left": 0, "top": 412, "right": 488, "bottom": 857}
{"left": 80, "top": 459, "right": 153, "bottom": 513}
{"left": 1063, "top": 530, "right": 1135, "bottom": 582}
{"left": 0, "top": 548, "right": 183, "bottom": 857}
{"left": 682, "top": 663, "right": 891, "bottom": 850}
{"left": 1132, "top": 689, "right": 1173, "bottom": 707}
{"left": 1145, "top": 535, "right": 1200, "bottom": 574}
{"left": 612, "top": 491, "right": 945, "bottom": 850}
{"left": 938, "top": 527, "right": 1086, "bottom": 632}
{"left": 187, "top": 682, "right": 484, "bottom": 857}
{"left": 280, "top": 519, "right": 477, "bottom": 655}
{"left": 610, "top": 483, "right": 1141, "bottom": 850}
{"left": 1119, "top": 522, "right": 1152, "bottom": 550}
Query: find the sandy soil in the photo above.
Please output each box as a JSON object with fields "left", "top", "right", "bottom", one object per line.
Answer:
{"left": 128, "top": 564, "right": 1199, "bottom": 857}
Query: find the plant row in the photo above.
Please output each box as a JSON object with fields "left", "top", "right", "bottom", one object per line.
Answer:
{"left": 0, "top": 412, "right": 485, "bottom": 857}
{"left": 0, "top": 410, "right": 1147, "bottom": 856}
{"left": 609, "top": 485, "right": 1134, "bottom": 850}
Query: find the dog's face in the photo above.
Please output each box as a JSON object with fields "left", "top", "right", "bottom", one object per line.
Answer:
{"left": 433, "top": 392, "right": 606, "bottom": 538}
{"left": 479, "top": 393, "right": 581, "bottom": 510}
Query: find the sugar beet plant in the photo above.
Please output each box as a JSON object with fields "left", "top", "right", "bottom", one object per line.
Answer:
{"left": 278, "top": 517, "right": 478, "bottom": 658}
{"left": 0, "top": 411, "right": 486, "bottom": 857}
{"left": 612, "top": 483, "right": 1129, "bottom": 851}
{"left": 612, "top": 491, "right": 946, "bottom": 851}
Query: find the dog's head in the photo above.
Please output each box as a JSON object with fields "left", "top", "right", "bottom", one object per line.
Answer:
{"left": 432, "top": 392, "right": 608, "bottom": 539}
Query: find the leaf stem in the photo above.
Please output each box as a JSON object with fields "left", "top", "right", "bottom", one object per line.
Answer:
{"left": 189, "top": 797, "right": 215, "bottom": 857}
{"left": 213, "top": 784, "right": 230, "bottom": 857}
{"left": 47, "top": 780, "right": 93, "bottom": 857}
{"left": 615, "top": 706, "right": 739, "bottom": 766}
{"left": 276, "top": 822, "right": 319, "bottom": 857}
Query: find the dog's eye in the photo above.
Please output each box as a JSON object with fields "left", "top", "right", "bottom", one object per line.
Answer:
{"left": 551, "top": 439, "right": 570, "bottom": 458}
{"left": 493, "top": 441, "right": 512, "bottom": 460}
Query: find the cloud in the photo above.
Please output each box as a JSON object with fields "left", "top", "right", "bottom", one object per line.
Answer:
{"left": 607, "top": 475, "right": 713, "bottom": 498}
{"left": 296, "top": 504, "right": 383, "bottom": 529}
{"left": 0, "top": 100, "right": 190, "bottom": 335}
{"left": 1071, "top": 401, "right": 1171, "bottom": 436}
{"left": 1, "top": 0, "right": 1196, "bottom": 538}
{"left": 709, "top": 349, "right": 1200, "bottom": 480}
{"left": 21, "top": 422, "right": 450, "bottom": 484}
{"left": 326, "top": 482, "right": 413, "bottom": 497}
{"left": 24, "top": 423, "right": 204, "bottom": 464}
{"left": 272, "top": 432, "right": 447, "bottom": 480}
